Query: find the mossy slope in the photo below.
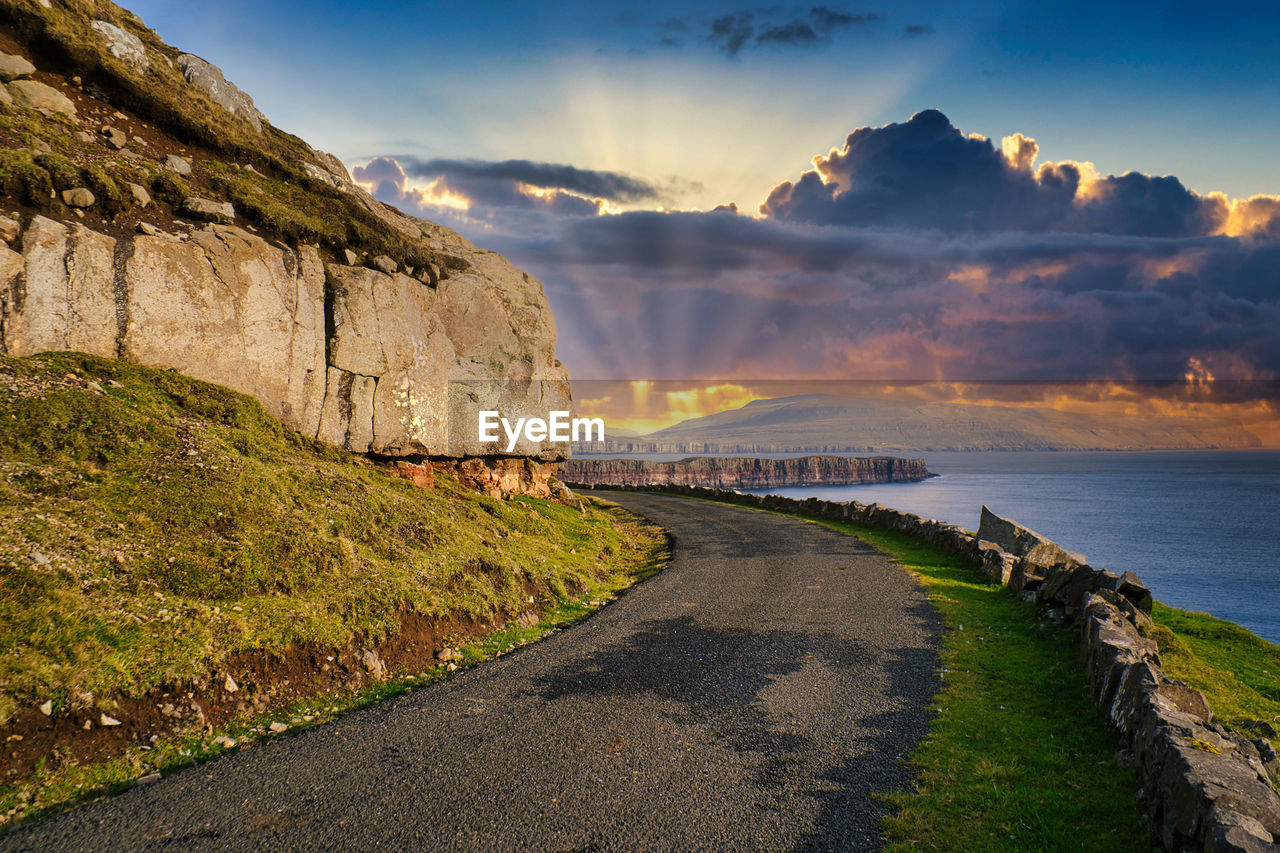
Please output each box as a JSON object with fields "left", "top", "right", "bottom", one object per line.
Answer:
{"left": 0, "top": 351, "right": 662, "bottom": 726}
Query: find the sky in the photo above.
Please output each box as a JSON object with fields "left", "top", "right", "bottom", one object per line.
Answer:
{"left": 123, "top": 0, "right": 1280, "bottom": 435}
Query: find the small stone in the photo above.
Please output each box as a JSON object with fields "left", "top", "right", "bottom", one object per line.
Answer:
{"left": 127, "top": 182, "right": 151, "bottom": 208}
{"left": 75, "top": 130, "right": 94, "bottom": 144}
{"left": 31, "top": 551, "right": 50, "bottom": 566}
{"left": 215, "top": 735, "right": 236, "bottom": 748}
{"left": 71, "top": 76, "right": 82, "bottom": 87}
{"left": 224, "top": 673, "right": 238, "bottom": 693}
{"left": 38, "top": 700, "right": 53, "bottom": 716}
{"left": 136, "top": 221, "right": 159, "bottom": 236}
{"left": 269, "top": 721, "right": 288, "bottom": 733}
{"left": 91, "top": 20, "right": 150, "bottom": 73}
{"left": 133, "top": 136, "right": 146, "bottom": 146}
{"left": 82, "top": 720, "right": 92, "bottom": 730}
{"left": 0, "top": 51, "right": 36, "bottom": 83}
{"left": 343, "top": 248, "right": 358, "bottom": 265}
{"left": 446, "top": 662, "right": 458, "bottom": 672}
{"left": 62, "top": 188, "right": 95, "bottom": 208}
{"left": 361, "top": 648, "right": 386, "bottom": 679}
{"left": 163, "top": 154, "right": 192, "bottom": 175}
{"left": 435, "top": 647, "right": 453, "bottom": 661}
{"left": 179, "top": 197, "right": 234, "bottom": 224}
{"left": 100, "top": 713, "right": 122, "bottom": 726}
{"left": 370, "top": 255, "right": 398, "bottom": 275}
{"left": 138, "top": 772, "right": 161, "bottom": 784}
{"left": 101, "top": 126, "right": 127, "bottom": 149}
{"left": 0, "top": 216, "right": 19, "bottom": 245}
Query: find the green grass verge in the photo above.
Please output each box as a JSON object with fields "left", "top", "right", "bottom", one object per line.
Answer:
{"left": 0, "top": 351, "right": 665, "bottom": 725}
{"left": 787, "top": 514, "right": 1150, "bottom": 851}
{"left": 0, "top": 531, "right": 668, "bottom": 828}
{"left": 1147, "top": 603, "right": 1280, "bottom": 751}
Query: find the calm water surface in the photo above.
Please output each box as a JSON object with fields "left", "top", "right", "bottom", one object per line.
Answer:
{"left": 740, "top": 451, "right": 1280, "bottom": 644}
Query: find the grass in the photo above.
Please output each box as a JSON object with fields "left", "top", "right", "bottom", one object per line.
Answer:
{"left": 0, "top": 0, "right": 461, "bottom": 267}
{"left": 774, "top": 513, "right": 1150, "bottom": 851}
{"left": 0, "top": 351, "right": 667, "bottom": 728}
{"left": 1147, "top": 603, "right": 1280, "bottom": 751}
{"left": 0, "top": 527, "right": 668, "bottom": 828}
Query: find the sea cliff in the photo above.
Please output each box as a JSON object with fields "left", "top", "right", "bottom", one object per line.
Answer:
{"left": 560, "top": 455, "right": 931, "bottom": 489}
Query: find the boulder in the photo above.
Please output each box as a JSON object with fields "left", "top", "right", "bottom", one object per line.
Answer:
{"left": 0, "top": 216, "right": 19, "bottom": 245}
{"left": 90, "top": 20, "right": 150, "bottom": 72}
{"left": 179, "top": 197, "right": 234, "bottom": 224}
{"left": 370, "top": 254, "right": 398, "bottom": 275}
{"left": 61, "top": 188, "right": 95, "bottom": 208}
{"left": 176, "top": 53, "right": 265, "bottom": 131}
{"left": 978, "top": 506, "right": 1086, "bottom": 566}
{"left": 0, "top": 50, "right": 35, "bottom": 82}
{"left": 101, "top": 126, "right": 128, "bottom": 149}
{"left": 7, "top": 79, "right": 77, "bottom": 117}
{"left": 163, "top": 154, "right": 192, "bottom": 175}
{"left": 127, "top": 182, "right": 152, "bottom": 207}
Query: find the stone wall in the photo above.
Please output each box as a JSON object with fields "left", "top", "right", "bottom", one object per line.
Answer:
{"left": 560, "top": 454, "right": 931, "bottom": 489}
{"left": 586, "top": 483, "right": 1280, "bottom": 852}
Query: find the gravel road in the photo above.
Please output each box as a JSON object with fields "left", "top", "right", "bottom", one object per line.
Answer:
{"left": 2, "top": 492, "right": 939, "bottom": 852}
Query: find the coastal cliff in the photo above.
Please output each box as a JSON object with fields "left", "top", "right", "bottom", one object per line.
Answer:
{"left": 0, "top": 0, "right": 570, "bottom": 492}
{"left": 560, "top": 455, "right": 931, "bottom": 489}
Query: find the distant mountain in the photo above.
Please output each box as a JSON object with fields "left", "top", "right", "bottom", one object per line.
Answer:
{"left": 577, "top": 393, "right": 1260, "bottom": 453}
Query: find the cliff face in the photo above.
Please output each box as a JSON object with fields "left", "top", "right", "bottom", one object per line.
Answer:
{"left": 0, "top": 217, "right": 569, "bottom": 461}
{"left": 0, "top": 1, "right": 570, "bottom": 475}
{"left": 560, "top": 455, "right": 932, "bottom": 489}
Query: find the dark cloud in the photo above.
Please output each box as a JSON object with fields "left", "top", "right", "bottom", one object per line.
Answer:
{"left": 668, "top": 6, "right": 879, "bottom": 56}
{"left": 760, "top": 109, "right": 1224, "bottom": 239}
{"left": 396, "top": 156, "right": 666, "bottom": 203}
{"left": 903, "top": 24, "right": 934, "bottom": 36}
{"left": 354, "top": 111, "right": 1280, "bottom": 383}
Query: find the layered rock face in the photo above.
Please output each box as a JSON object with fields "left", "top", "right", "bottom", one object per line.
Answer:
{"left": 0, "top": 215, "right": 570, "bottom": 463}
{"left": 560, "top": 455, "right": 931, "bottom": 489}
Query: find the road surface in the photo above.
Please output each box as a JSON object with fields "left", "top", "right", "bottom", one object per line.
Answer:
{"left": 3, "top": 492, "right": 940, "bottom": 852}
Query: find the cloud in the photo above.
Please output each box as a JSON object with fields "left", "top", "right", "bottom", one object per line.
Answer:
{"left": 351, "top": 111, "right": 1280, "bottom": 386}
{"left": 666, "top": 6, "right": 880, "bottom": 56}
{"left": 759, "top": 109, "right": 1226, "bottom": 238}
{"left": 351, "top": 155, "right": 700, "bottom": 222}
{"left": 397, "top": 157, "right": 666, "bottom": 203}
{"left": 902, "top": 24, "right": 934, "bottom": 36}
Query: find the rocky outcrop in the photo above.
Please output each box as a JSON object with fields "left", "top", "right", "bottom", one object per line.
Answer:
{"left": 0, "top": 215, "right": 570, "bottom": 464}
{"left": 560, "top": 455, "right": 931, "bottom": 489}
{"left": 176, "top": 53, "right": 264, "bottom": 131}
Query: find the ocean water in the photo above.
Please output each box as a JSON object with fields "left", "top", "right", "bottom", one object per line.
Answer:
{"left": 744, "top": 451, "right": 1280, "bottom": 644}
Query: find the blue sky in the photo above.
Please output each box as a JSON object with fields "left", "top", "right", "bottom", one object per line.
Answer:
{"left": 128, "top": 0, "right": 1280, "bottom": 204}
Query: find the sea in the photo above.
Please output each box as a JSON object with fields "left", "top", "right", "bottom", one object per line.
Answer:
{"left": 736, "top": 450, "right": 1280, "bottom": 644}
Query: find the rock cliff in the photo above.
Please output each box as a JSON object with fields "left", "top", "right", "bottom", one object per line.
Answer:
{"left": 0, "top": 0, "right": 570, "bottom": 489}
{"left": 560, "top": 455, "right": 931, "bottom": 489}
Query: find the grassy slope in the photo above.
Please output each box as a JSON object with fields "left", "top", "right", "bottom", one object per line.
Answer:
{"left": 796, "top": 516, "right": 1150, "bottom": 851}
{"left": 1148, "top": 603, "right": 1280, "bottom": 751}
{"left": 0, "top": 0, "right": 442, "bottom": 265}
{"left": 0, "top": 351, "right": 665, "bottom": 727}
